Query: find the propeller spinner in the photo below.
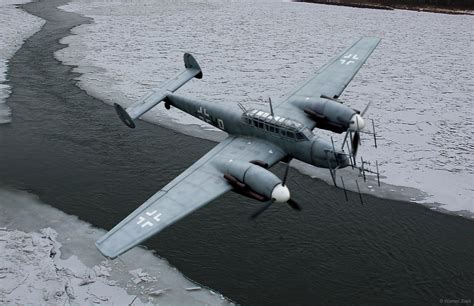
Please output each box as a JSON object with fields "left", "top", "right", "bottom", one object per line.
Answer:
{"left": 345, "top": 101, "right": 372, "bottom": 159}
{"left": 348, "top": 113, "right": 366, "bottom": 131}
{"left": 250, "top": 162, "right": 301, "bottom": 220}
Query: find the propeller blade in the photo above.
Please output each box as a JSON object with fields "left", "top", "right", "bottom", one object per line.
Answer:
{"left": 361, "top": 101, "right": 372, "bottom": 116}
{"left": 282, "top": 162, "right": 290, "bottom": 186}
{"left": 352, "top": 131, "right": 360, "bottom": 158}
{"left": 287, "top": 199, "right": 302, "bottom": 211}
{"left": 250, "top": 201, "right": 274, "bottom": 220}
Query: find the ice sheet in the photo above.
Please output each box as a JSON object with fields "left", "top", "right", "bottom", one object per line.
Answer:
{"left": 56, "top": 0, "right": 473, "bottom": 215}
{"left": 0, "top": 0, "right": 45, "bottom": 124}
{"left": 0, "top": 187, "right": 233, "bottom": 305}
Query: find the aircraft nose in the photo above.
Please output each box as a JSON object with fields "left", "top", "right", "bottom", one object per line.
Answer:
{"left": 349, "top": 114, "right": 365, "bottom": 131}
{"left": 271, "top": 183, "right": 290, "bottom": 203}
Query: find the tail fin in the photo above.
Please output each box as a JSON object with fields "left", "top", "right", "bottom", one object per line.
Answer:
{"left": 115, "top": 53, "right": 202, "bottom": 128}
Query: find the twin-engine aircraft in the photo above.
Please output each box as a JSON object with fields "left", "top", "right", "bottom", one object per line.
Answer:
{"left": 96, "top": 37, "right": 381, "bottom": 259}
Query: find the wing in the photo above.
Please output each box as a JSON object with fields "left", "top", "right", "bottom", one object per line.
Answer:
{"left": 276, "top": 37, "right": 380, "bottom": 129}
{"left": 96, "top": 136, "right": 286, "bottom": 258}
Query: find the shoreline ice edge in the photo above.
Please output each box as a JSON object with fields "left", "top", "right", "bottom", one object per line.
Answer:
{"left": 0, "top": 0, "right": 45, "bottom": 124}
{"left": 54, "top": 0, "right": 473, "bottom": 219}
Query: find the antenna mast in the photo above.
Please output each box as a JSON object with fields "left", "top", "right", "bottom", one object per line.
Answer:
{"left": 268, "top": 97, "right": 274, "bottom": 117}
{"left": 238, "top": 102, "right": 247, "bottom": 113}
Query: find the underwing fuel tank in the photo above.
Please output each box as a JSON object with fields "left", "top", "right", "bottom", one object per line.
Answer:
{"left": 218, "top": 160, "right": 290, "bottom": 203}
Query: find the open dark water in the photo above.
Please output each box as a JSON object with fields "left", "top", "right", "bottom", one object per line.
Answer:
{"left": 0, "top": 0, "right": 473, "bottom": 304}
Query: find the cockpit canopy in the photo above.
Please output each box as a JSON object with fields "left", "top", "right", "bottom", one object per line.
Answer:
{"left": 242, "top": 109, "right": 313, "bottom": 141}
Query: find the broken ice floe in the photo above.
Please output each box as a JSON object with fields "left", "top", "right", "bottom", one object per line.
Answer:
{"left": 0, "top": 188, "right": 234, "bottom": 305}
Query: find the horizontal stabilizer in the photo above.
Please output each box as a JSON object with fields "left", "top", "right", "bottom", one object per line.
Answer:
{"left": 115, "top": 53, "right": 202, "bottom": 128}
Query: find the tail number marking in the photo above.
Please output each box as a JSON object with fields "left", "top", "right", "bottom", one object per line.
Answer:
{"left": 197, "top": 107, "right": 225, "bottom": 130}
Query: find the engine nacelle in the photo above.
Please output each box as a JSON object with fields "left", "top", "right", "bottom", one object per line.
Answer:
{"left": 219, "top": 160, "right": 290, "bottom": 203}
{"left": 293, "top": 97, "right": 362, "bottom": 133}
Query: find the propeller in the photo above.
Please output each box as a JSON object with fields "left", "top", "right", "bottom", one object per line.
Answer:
{"left": 281, "top": 161, "right": 302, "bottom": 211}
{"left": 287, "top": 199, "right": 301, "bottom": 211}
{"left": 282, "top": 159, "right": 290, "bottom": 185}
{"left": 250, "top": 201, "right": 274, "bottom": 220}
{"left": 361, "top": 101, "right": 372, "bottom": 116}
{"left": 353, "top": 101, "right": 371, "bottom": 156}
{"left": 342, "top": 101, "right": 372, "bottom": 160}
{"left": 250, "top": 195, "right": 302, "bottom": 220}
{"left": 352, "top": 130, "right": 360, "bottom": 158}
{"left": 250, "top": 161, "right": 301, "bottom": 220}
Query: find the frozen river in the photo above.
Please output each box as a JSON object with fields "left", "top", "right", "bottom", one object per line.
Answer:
{"left": 56, "top": 0, "right": 474, "bottom": 215}
{"left": 0, "top": 188, "right": 231, "bottom": 305}
{"left": 0, "top": 0, "right": 44, "bottom": 123}
{"left": 1, "top": 0, "right": 473, "bottom": 303}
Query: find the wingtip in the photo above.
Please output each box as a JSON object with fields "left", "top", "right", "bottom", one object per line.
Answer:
{"left": 95, "top": 240, "right": 118, "bottom": 260}
{"left": 183, "top": 53, "right": 203, "bottom": 79}
{"left": 362, "top": 36, "right": 381, "bottom": 42}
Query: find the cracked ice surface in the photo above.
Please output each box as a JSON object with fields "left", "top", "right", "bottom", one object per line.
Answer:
{"left": 0, "top": 0, "right": 45, "bottom": 124}
{"left": 0, "top": 188, "right": 233, "bottom": 305}
{"left": 56, "top": 0, "right": 473, "bottom": 215}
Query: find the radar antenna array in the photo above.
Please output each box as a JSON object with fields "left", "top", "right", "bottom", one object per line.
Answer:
{"left": 328, "top": 113, "right": 382, "bottom": 204}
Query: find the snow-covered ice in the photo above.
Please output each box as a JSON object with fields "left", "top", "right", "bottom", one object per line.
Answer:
{"left": 56, "top": 0, "right": 473, "bottom": 215}
{"left": 0, "top": 187, "right": 233, "bottom": 305}
{"left": 0, "top": 227, "right": 140, "bottom": 304}
{"left": 0, "top": 0, "right": 44, "bottom": 124}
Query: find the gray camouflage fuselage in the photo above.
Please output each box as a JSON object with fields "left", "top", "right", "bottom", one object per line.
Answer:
{"left": 96, "top": 38, "right": 381, "bottom": 259}
{"left": 165, "top": 93, "right": 349, "bottom": 170}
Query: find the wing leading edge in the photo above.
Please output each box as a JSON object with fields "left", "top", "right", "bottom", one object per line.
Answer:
{"left": 96, "top": 136, "right": 286, "bottom": 258}
{"left": 276, "top": 37, "right": 380, "bottom": 129}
